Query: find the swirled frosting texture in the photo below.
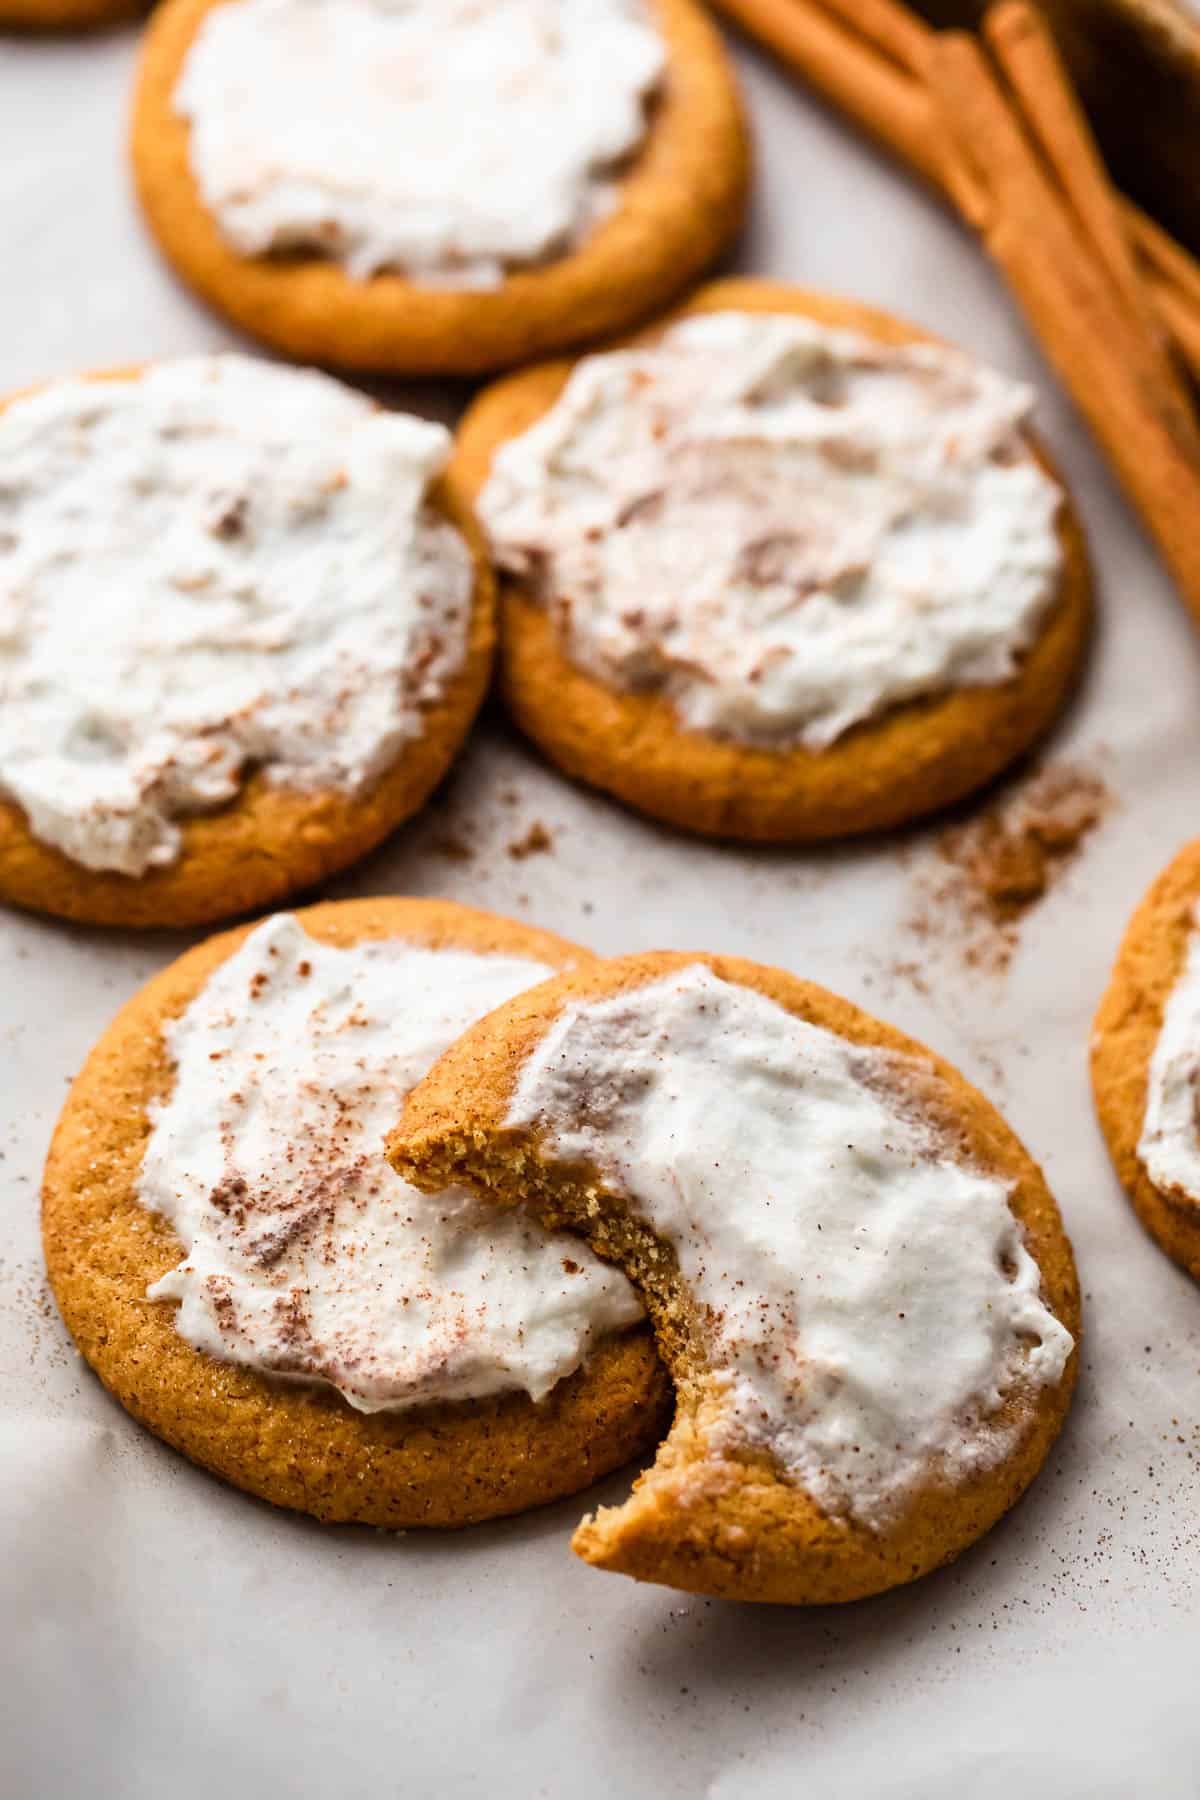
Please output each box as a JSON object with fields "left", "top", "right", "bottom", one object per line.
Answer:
{"left": 506, "top": 963, "right": 1073, "bottom": 1525}
{"left": 0, "top": 357, "right": 471, "bottom": 874}
{"left": 480, "top": 311, "right": 1064, "bottom": 748}
{"left": 175, "top": 0, "right": 666, "bottom": 284}
{"left": 140, "top": 915, "right": 644, "bottom": 1410}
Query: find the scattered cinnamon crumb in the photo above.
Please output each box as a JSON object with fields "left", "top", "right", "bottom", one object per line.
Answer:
{"left": 507, "top": 821, "right": 553, "bottom": 861}
{"left": 430, "top": 833, "right": 475, "bottom": 865}
{"left": 210, "top": 494, "right": 247, "bottom": 539}
{"left": 945, "top": 764, "right": 1109, "bottom": 924}
{"left": 904, "top": 761, "right": 1112, "bottom": 974}
{"left": 883, "top": 956, "right": 931, "bottom": 999}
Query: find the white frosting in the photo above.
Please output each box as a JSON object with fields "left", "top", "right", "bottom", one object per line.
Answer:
{"left": 1138, "top": 907, "right": 1200, "bottom": 1205}
{"left": 0, "top": 357, "right": 472, "bottom": 875}
{"left": 480, "top": 311, "right": 1064, "bottom": 749}
{"left": 140, "top": 914, "right": 643, "bottom": 1411}
{"left": 506, "top": 963, "right": 1073, "bottom": 1525}
{"left": 175, "top": 0, "right": 666, "bottom": 285}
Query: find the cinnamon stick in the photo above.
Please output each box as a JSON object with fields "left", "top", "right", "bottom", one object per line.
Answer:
{"left": 928, "top": 31, "right": 1200, "bottom": 623}
{"left": 983, "top": 1, "right": 1197, "bottom": 448}
{"left": 986, "top": 6, "right": 1145, "bottom": 319}
{"left": 1131, "top": 204, "right": 1200, "bottom": 317}
{"left": 1149, "top": 274, "right": 1200, "bottom": 382}
{"left": 805, "top": 0, "right": 932, "bottom": 74}
{"left": 709, "top": 0, "right": 1200, "bottom": 381}
{"left": 1132, "top": 210, "right": 1200, "bottom": 381}
{"left": 710, "top": 0, "right": 945, "bottom": 186}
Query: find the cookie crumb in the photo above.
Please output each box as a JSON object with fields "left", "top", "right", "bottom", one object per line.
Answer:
{"left": 430, "top": 833, "right": 475, "bottom": 865}
{"left": 507, "top": 822, "right": 553, "bottom": 860}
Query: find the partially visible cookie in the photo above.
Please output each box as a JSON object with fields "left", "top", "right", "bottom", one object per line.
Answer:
{"left": 1092, "top": 838, "right": 1200, "bottom": 1280}
{"left": 460, "top": 277, "right": 1091, "bottom": 843}
{"left": 130, "top": 0, "right": 750, "bottom": 375}
{"left": 2, "top": 0, "right": 139, "bottom": 25}
{"left": 0, "top": 357, "right": 493, "bottom": 928}
{"left": 42, "top": 898, "right": 669, "bottom": 1528}
{"left": 389, "top": 951, "right": 1079, "bottom": 1604}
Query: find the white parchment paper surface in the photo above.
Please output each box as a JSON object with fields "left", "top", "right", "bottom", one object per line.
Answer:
{"left": 2, "top": 20, "right": 1199, "bottom": 1798}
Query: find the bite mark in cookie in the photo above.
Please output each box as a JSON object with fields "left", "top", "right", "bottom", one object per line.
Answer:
{"left": 389, "top": 950, "right": 1080, "bottom": 1603}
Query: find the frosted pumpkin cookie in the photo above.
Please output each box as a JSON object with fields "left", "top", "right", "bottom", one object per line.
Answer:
{"left": 0, "top": 357, "right": 493, "bottom": 929}
{"left": 460, "top": 278, "right": 1091, "bottom": 842}
{"left": 1091, "top": 838, "right": 1200, "bottom": 1280}
{"left": 129, "top": 0, "right": 749, "bottom": 376}
{"left": 389, "top": 951, "right": 1079, "bottom": 1603}
{"left": 42, "top": 898, "right": 667, "bottom": 1527}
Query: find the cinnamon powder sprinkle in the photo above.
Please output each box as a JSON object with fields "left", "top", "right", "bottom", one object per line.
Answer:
{"left": 430, "top": 833, "right": 476, "bottom": 864}
{"left": 906, "top": 761, "right": 1111, "bottom": 973}
{"left": 507, "top": 821, "right": 554, "bottom": 860}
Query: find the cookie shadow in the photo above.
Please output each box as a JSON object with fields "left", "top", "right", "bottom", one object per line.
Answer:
{"left": 280, "top": 1453, "right": 649, "bottom": 1563}
{"left": 599, "top": 1433, "right": 1081, "bottom": 1703}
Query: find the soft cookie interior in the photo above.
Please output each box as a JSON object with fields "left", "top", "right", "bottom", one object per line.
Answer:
{"left": 389, "top": 950, "right": 1080, "bottom": 1603}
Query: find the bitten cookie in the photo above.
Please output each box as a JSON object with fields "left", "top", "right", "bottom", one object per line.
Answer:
{"left": 42, "top": 898, "right": 669, "bottom": 1528}
{"left": 129, "top": 0, "right": 750, "bottom": 376}
{"left": 389, "top": 951, "right": 1080, "bottom": 1604}
{"left": 1091, "top": 838, "right": 1200, "bottom": 1280}
{"left": 459, "top": 277, "right": 1092, "bottom": 842}
{"left": 0, "top": 357, "right": 494, "bottom": 929}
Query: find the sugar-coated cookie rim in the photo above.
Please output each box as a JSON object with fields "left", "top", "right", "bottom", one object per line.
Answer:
{"left": 388, "top": 948, "right": 1080, "bottom": 1604}
{"left": 455, "top": 277, "right": 1093, "bottom": 844}
{"left": 128, "top": 0, "right": 751, "bottom": 375}
{"left": 41, "top": 896, "right": 669, "bottom": 1530}
{"left": 1091, "top": 836, "right": 1200, "bottom": 1280}
{"left": 0, "top": 363, "right": 496, "bottom": 929}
